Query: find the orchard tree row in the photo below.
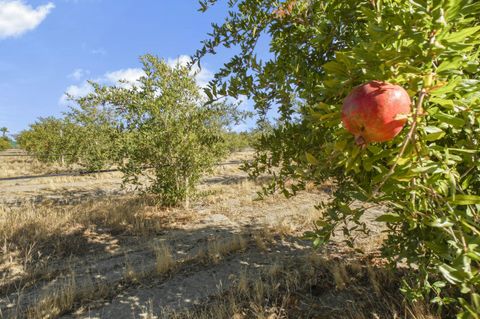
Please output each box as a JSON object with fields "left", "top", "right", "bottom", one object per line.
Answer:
{"left": 0, "top": 127, "right": 13, "bottom": 151}
{"left": 196, "top": 0, "right": 480, "bottom": 317}
{"left": 18, "top": 55, "right": 251, "bottom": 206}
{"left": 17, "top": 115, "right": 117, "bottom": 170}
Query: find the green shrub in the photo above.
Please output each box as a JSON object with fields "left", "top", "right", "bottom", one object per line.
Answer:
{"left": 222, "top": 131, "right": 255, "bottom": 152}
{"left": 0, "top": 137, "right": 10, "bottom": 151}
{"left": 73, "top": 54, "right": 234, "bottom": 206}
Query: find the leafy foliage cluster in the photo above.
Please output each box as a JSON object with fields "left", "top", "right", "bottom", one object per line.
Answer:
{"left": 77, "top": 55, "right": 233, "bottom": 206}
{"left": 17, "top": 114, "right": 118, "bottom": 171}
{"left": 197, "top": 0, "right": 480, "bottom": 316}
{"left": 0, "top": 127, "right": 11, "bottom": 151}
{"left": 18, "top": 55, "right": 234, "bottom": 206}
{"left": 0, "top": 138, "right": 10, "bottom": 151}
{"left": 222, "top": 131, "right": 258, "bottom": 151}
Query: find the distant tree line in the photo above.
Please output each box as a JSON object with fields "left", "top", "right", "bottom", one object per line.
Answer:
{"left": 0, "top": 127, "right": 12, "bottom": 151}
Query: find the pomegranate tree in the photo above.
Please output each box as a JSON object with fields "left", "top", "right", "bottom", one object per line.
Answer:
{"left": 198, "top": 0, "right": 480, "bottom": 316}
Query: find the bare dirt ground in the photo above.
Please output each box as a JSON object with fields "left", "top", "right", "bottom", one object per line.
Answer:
{"left": 0, "top": 150, "right": 432, "bottom": 319}
{"left": 0, "top": 149, "right": 125, "bottom": 206}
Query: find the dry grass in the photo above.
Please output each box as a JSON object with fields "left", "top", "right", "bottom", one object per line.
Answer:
{"left": 163, "top": 253, "right": 439, "bottom": 319}
{"left": 270, "top": 216, "right": 296, "bottom": 237}
{"left": 0, "top": 152, "right": 52, "bottom": 178}
{"left": 153, "top": 242, "right": 175, "bottom": 275}
{"left": 7, "top": 234, "right": 255, "bottom": 319}
{"left": 1, "top": 196, "right": 187, "bottom": 244}
{"left": 14, "top": 172, "right": 122, "bottom": 187}
{"left": 0, "top": 150, "right": 86, "bottom": 179}
{"left": 0, "top": 197, "right": 198, "bottom": 293}
{"left": 330, "top": 261, "right": 350, "bottom": 290}
{"left": 25, "top": 274, "right": 78, "bottom": 319}
{"left": 202, "top": 234, "right": 248, "bottom": 264}
{"left": 0, "top": 150, "right": 435, "bottom": 318}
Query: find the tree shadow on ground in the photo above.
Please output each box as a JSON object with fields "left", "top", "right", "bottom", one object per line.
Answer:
{"left": 1, "top": 194, "right": 434, "bottom": 319}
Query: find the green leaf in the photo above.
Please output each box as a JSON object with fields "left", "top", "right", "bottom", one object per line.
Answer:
{"left": 428, "top": 218, "right": 454, "bottom": 228}
{"left": 436, "top": 58, "right": 463, "bottom": 74}
{"left": 432, "top": 112, "right": 466, "bottom": 128}
{"left": 409, "top": 0, "right": 428, "bottom": 10}
{"left": 472, "top": 293, "right": 480, "bottom": 311}
{"left": 449, "top": 195, "right": 480, "bottom": 205}
{"left": 322, "top": 61, "right": 346, "bottom": 76}
{"left": 430, "top": 79, "right": 461, "bottom": 96}
{"left": 334, "top": 139, "right": 347, "bottom": 151}
{"left": 305, "top": 152, "right": 319, "bottom": 165}
{"left": 465, "top": 61, "right": 480, "bottom": 73}
{"left": 424, "top": 126, "right": 443, "bottom": 134}
{"left": 396, "top": 157, "right": 411, "bottom": 166}
{"left": 376, "top": 213, "right": 403, "bottom": 223}
{"left": 449, "top": 148, "right": 479, "bottom": 154}
{"left": 438, "top": 264, "right": 462, "bottom": 284}
{"left": 363, "top": 158, "right": 373, "bottom": 171}
{"left": 313, "top": 237, "right": 324, "bottom": 247}
{"left": 444, "top": 0, "right": 462, "bottom": 20}
{"left": 458, "top": 297, "right": 480, "bottom": 318}
{"left": 429, "top": 97, "right": 455, "bottom": 109}
{"left": 442, "top": 26, "right": 480, "bottom": 43}
{"left": 466, "top": 252, "right": 480, "bottom": 262}
{"left": 367, "top": 145, "right": 382, "bottom": 155}
{"left": 425, "top": 129, "right": 446, "bottom": 141}
{"left": 316, "top": 111, "right": 341, "bottom": 122}
{"left": 204, "top": 88, "right": 214, "bottom": 100}
{"left": 411, "top": 164, "right": 438, "bottom": 173}
{"left": 432, "top": 281, "right": 446, "bottom": 288}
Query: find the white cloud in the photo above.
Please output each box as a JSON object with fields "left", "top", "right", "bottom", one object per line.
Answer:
{"left": 68, "top": 68, "right": 90, "bottom": 81}
{"left": 59, "top": 81, "right": 94, "bottom": 105}
{"left": 166, "top": 55, "right": 191, "bottom": 68}
{"left": 195, "top": 66, "right": 214, "bottom": 88}
{"left": 60, "top": 55, "right": 215, "bottom": 105}
{"left": 104, "top": 68, "right": 144, "bottom": 87}
{"left": 0, "top": 0, "right": 54, "bottom": 39}
{"left": 60, "top": 68, "right": 144, "bottom": 104}
{"left": 167, "top": 55, "right": 213, "bottom": 88}
{"left": 90, "top": 47, "right": 107, "bottom": 56}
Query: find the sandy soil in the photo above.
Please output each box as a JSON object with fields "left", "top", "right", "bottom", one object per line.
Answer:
{"left": 0, "top": 150, "right": 390, "bottom": 319}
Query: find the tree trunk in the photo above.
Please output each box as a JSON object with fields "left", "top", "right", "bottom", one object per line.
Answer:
{"left": 184, "top": 176, "right": 189, "bottom": 209}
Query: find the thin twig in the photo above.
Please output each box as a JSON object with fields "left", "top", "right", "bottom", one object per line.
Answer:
{"left": 460, "top": 165, "right": 476, "bottom": 180}
{"left": 372, "top": 89, "right": 427, "bottom": 196}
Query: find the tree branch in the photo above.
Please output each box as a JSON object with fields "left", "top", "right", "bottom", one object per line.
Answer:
{"left": 372, "top": 89, "right": 427, "bottom": 196}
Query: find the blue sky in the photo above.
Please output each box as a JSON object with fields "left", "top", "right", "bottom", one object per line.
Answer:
{"left": 0, "top": 0, "right": 265, "bottom": 136}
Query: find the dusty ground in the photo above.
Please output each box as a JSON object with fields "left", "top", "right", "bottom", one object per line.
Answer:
{"left": 0, "top": 149, "right": 125, "bottom": 206}
{"left": 0, "top": 150, "right": 432, "bottom": 319}
{"left": 0, "top": 150, "right": 77, "bottom": 179}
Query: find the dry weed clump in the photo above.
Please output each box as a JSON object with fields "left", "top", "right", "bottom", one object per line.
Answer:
{"left": 153, "top": 242, "right": 175, "bottom": 275}
{"left": 22, "top": 272, "right": 115, "bottom": 319}
{"left": 25, "top": 274, "right": 78, "bottom": 319}
{"left": 204, "top": 235, "right": 247, "bottom": 264}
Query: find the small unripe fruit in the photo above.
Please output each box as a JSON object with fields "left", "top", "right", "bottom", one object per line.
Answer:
{"left": 342, "top": 81, "right": 411, "bottom": 145}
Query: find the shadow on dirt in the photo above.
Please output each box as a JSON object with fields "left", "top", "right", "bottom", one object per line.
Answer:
{"left": 2, "top": 214, "right": 411, "bottom": 319}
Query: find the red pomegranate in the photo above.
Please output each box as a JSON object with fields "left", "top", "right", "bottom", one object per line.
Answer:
{"left": 342, "top": 81, "right": 411, "bottom": 145}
